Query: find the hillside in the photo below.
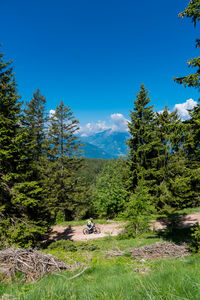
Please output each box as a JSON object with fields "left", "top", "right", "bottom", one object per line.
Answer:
{"left": 81, "top": 129, "right": 129, "bottom": 159}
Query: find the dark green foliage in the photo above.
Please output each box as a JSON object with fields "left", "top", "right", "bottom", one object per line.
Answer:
{"left": 48, "top": 240, "right": 77, "bottom": 251}
{"left": 152, "top": 108, "right": 191, "bottom": 209}
{"left": 127, "top": 84, "right": 155, "bottom": 191}
{"left": 80, "top": 158, "right": 110, "bottom": 185}
{"left": 190, "top": 224, "right": 200, "bottom": 252}
{"left": 41, "top": 100, "right": 87, "bottom": 220}
{"left": 48, "top": 240, "right": 99, "bottom": 251}
{"left": 23, "top": 89, "right": 47, "bottom": 162}
{"left": 77, "top": 242, "right": 99, "bottom": 251}
{"left": 93, "top": 158, "right": 128, "bottom": 218}
{"left": 174, "top": 1, "right": 200, "bottom": 208}
{"left": 179, "top": 0, "right": 200, "bottom": 27}
{"left": 124, "top": 180, "right": 154, "bottom": 237}
{"left": 0, "top": 49, "right": 50, "bottom": 247}
{"left": 174, "top": 0, "right": 200, "bottom": 89}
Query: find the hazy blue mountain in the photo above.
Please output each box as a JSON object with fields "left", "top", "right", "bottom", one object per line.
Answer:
{"left": 83, "top": 142, "right": 116, "bottom": 159}
{"left": 81, "top": 130, "right": 129, "bottom": 159}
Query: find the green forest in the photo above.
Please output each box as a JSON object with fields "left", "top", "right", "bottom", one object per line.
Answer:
{"left": 1, "top": 1, "right": 200, "bottom": 299}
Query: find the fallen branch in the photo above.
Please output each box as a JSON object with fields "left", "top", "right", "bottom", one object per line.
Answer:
{"left": 68, "top": 265, "right": 89, "bottom": 280}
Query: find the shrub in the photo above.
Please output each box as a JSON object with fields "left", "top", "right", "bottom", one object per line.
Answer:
{"left": 77, "top": 242, "right": 99, "bottom": 251}
{"left": 48, "top": 240, "right": 77, "bottom": 252}
{"left": 124, "top": 181, "right": 154, "bottom": 236}
{"left": 190, "top": 224, "right": 200, "bottom": 252}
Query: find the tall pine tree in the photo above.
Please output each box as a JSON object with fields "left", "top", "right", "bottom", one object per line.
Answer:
{"left": 0, "top": 49, "right": 50, "bottom": 247}
{"left": 42, "top": 101, "right": 86, "bottom": 220}
{"left": 174, "top": 0, "right": 200, "bottom": 207}
{"left": 127, "top": 84, "right": 156, "bottom": 191}
{"left": 23, "top": 89, "right": 47, "bottom": 162}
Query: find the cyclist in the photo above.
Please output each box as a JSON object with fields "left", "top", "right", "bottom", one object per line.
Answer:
{"left": 87, "top": 217, "right": 94, "bottom": 232}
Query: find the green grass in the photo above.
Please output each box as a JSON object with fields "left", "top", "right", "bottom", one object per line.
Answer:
{"left": 1, "top": 254, "right": 200, "bottom": 300}
{"left": 1, "top": 233, "right": 200, "bottom": 299}
{"left": 175, "top": 206, "right": 200, "bottom": 215}
{"left": 152, "top": 206, "right": 200, "bottom": 221}
{"left": 55, "top": 219, "right": 111, "bottom": 226}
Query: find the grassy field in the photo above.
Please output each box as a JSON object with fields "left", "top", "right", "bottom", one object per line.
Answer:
{"left": 1, "top": 233, "right": 200, "bottom": 300}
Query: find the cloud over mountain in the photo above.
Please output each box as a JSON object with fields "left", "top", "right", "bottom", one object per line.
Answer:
{"left": 79, "top": 113, "right": 128, "bottom": 136}
{"left": 173, "top": 98, "right": 197, "bottom": 120}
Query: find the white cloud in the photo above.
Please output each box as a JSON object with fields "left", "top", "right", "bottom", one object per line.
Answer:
{"left": 173, "top": 98, "right": 197, "bottom": 120}
{"left": 110, "top": 113, "right": 129, "bottom": 132}
{"left": 49, "top": 109, "right": 56, "bottom": 117}
{"left": 79, "top": 113, "right": 128, "bottom": 136}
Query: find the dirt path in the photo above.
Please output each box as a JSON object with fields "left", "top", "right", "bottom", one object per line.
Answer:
{"left": 51, "top": 212, "right": 200, "bottom": 242}
{"left": 51, "top": 222, "right": 125, "bottom": 242}
{"left": 153, "top": 211, "right": 200, "bottom": 231}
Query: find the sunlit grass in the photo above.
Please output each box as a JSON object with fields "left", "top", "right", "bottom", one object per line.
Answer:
{"left": 1, "top": 232, "right": 199, "bottom": 300}
{"left": 1, "top": 255, "right": 200, "bottom": 300}
{"left": 55, "top": 219, "right": 111, "bottom": 226}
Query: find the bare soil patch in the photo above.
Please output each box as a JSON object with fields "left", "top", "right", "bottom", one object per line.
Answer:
{"left": 153, "top": 212, "right": 200, "bottom": 231}
{"left": 51, "top": 222, "right": 124, "bottom": 242}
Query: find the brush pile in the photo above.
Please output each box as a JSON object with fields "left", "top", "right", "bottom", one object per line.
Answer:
{"left": 0, "top": 248, "right": 72, "bottom": 280}
{"left": 106, "top": 242, "right": 190, "bottom": 260}
{"left": 127, "top": 242, "right": 190, "bottom": 260}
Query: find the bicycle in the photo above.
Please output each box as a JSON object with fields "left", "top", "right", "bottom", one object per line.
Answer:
{"left": 83, "top": 223, "right": 101, "bottom": 235}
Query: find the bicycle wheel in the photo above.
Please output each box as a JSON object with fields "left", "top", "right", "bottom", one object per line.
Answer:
{"left": 83, "top": 228, "right": 90, "bottom": 235}
{"left": 93, "top": 227, "right": 101, "bottom": 234}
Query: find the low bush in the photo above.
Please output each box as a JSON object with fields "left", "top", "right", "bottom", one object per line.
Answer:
{"left": 190, "top": 224, "right": 200, "bottom": 252}
{"left": 77, "top": 242, "right": 99, "bottom": 251}
{"left": 48, "top": 240, "right": 77, "bottom": 252}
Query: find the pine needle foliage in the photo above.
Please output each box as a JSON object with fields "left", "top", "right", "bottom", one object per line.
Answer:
{"left": 0, "top": 49, "right": 50, "bottom": 247}
{"left": 41, "top": 100, "right": 86, "bottom": 220}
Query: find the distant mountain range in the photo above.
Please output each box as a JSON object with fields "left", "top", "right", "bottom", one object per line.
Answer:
{"left": 80, "top": 130, "right": 130, "bottom": 159}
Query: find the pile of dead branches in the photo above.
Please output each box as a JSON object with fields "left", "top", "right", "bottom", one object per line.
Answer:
{"left": 106, "top": 242, "right": 190, "bottom": 260}
{"left": 0, "top": 248, "right": 73, "bottom": 281}
{"left": 127, "top": 242, "right": 190, "bottom": 260}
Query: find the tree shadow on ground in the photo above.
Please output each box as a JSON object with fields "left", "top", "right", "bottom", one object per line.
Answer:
{"left": 41, "top": 225, "right": 75, "bottom": 248}
{"left": 156, "top": 212, "right": 194, "bottom": 245}
{"left": 51, "top": 225, "right": 75, "bottom": 241}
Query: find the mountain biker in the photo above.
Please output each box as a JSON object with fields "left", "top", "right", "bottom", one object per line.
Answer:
{"left": 87, "top": 218, "right": 94, "bottom": 232}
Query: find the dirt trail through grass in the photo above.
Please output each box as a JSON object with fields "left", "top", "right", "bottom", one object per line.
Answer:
{"left": 51, "top": 212, "right": 200, "bottom": 242}
{"left": 51, "top": 222, "right": 125, "bottom": 241}
{"left": 153, "top": 211, "right": 200, "bottom": 231}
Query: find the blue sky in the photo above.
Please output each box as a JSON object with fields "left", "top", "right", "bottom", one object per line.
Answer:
{"left": 1, "top": 0, "right": 199, "bottom": 133}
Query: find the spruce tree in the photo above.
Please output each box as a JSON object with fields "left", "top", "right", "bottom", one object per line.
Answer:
{"left": 127, "top": 84, "right": 155, "bottom": 191}
{"left": 153, "top": 108, "right": 188, "bottom": 209}
{"left": 174, "top": 0, "right": 200, "bottom": 89}
{"left": 0, "top": 49, "right": 50, "bottom": 247}
{"left": 174, "top": 0, "right": 200, "bottom": 207}
{"left": 23, "top": 89, "right": 47, "bottom": 162}
{"left": 42, "top": 100, "right": 86, "bottom": 220}
{"left": 0, "top": 49, "right": 21, "bottom": 220}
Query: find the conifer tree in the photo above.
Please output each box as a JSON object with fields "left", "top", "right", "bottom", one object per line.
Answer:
{"left": 42, "top": 100, "right": 86, "bottom": 220}
{"left": 153, "top": 108, "right": 188, "bottom": 209}
{"left": 0, "top": 49, "right": 50, "bottom": 247}
{"left": 0, "top": 49, "right": 21, "bottom": 218}
{"left": 174, "top": 0, "right": 200, "bottom": 89}
{"left": 127, "top": 84, "right": 156, "bottom": 191}
{"left": 174, "top": 0, "right": 200, "bottom": 207}
{"left": 23, "top": 89, "right": 47, "bottom": 162}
